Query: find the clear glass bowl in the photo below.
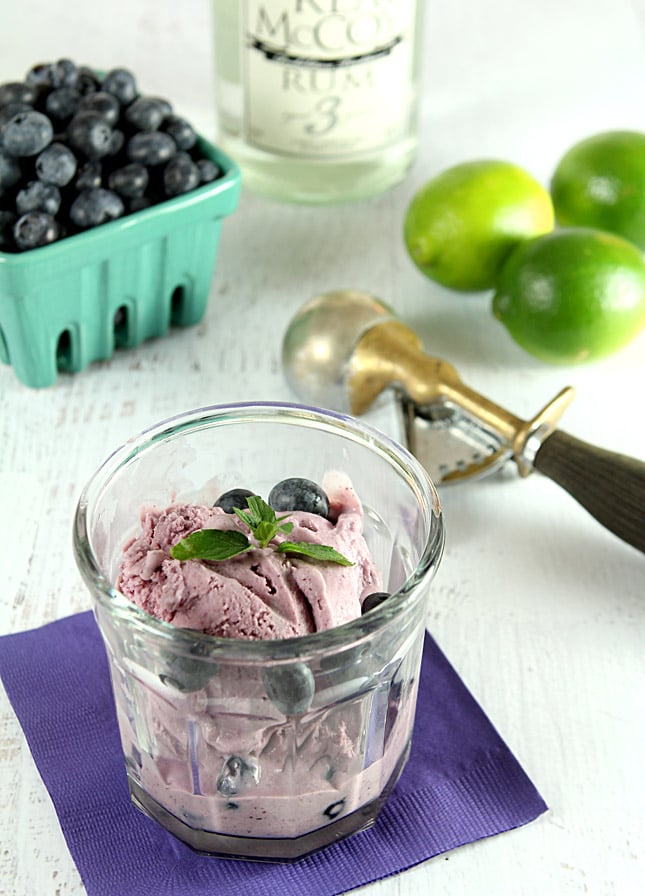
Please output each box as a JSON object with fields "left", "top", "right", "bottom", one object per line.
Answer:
{"left": 73, "top": 402, "right": 444, "bottom": 860}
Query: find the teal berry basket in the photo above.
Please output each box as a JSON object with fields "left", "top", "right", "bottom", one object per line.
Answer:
{"left": 0, "top": 136, "right": 241, "bottom": 388}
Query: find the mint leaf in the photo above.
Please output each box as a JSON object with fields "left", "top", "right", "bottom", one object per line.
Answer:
{"left": 276, "top": 541, "right": 354, "bottom": 566}
{"left": 241, "top": 496, "right": 279, "bottom": 546}
{"left": 232, "top": 495, "right": 294, "bottom": 547}
{"left": 247, "top": 495, "right": 277, "bottom": 525}
{"left": 170, "top": 529, "right": 251, "bottom": 561}
{"left": 232, "top": 507, "right": 256, "bottom": 530}
{"left": 253, "top": 520, "right": 279, "bottom": 549}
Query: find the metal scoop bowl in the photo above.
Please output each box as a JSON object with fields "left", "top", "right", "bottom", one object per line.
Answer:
{"left": 283, "top": 289, "right": 645, "bottom": 554}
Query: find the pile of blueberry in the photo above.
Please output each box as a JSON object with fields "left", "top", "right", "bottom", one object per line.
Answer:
{"left": 0, "top": 59, "right": 223, "bottom": 252}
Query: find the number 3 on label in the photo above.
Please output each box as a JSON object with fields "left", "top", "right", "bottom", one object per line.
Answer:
{"left": 304, "top": 97, "right": 341, "bottom": 136}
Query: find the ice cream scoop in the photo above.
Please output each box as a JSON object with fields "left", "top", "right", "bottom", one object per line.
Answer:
{"left": 282, "top": 289, "right": 645, "bottom": 553}
{"left": 118, "top": 475, "right": 382, "bottom": 640}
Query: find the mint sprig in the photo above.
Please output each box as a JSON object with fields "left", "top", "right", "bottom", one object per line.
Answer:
{"left": 169, "top": 495, "right": 353, "bottom": 567}
{"left": 170, "top": 528, "right": 251, "bottom": 562}
{"left": 232, "top": 495, "right": 293, "bottom": 548}
{"left": 276, "top": 541, "right": 354, "bottom": 566}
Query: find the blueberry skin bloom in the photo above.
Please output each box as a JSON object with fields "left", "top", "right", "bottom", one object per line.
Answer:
{"left": 16, "top": 180, "right": 61, "bottom": 216}
{"left": 78, "top": 91, "right": 121, "bottom": 127}
{"left": 125, "top": 97, "right": 167, "bottom": 132}
{"left": 197, "top": 158, "right": 222, "bottom": 184}
{"left": 127, "top": 131, "right": 176, "bottom": 166}
{"left": 108, "top": 163, "right": 149, "bottom": 199}
{"left": 163, "top": 153, "right": 200, "bottom": 197}
{"left": 162, "top": 115, "right": 197, "bottom": 150}
{"left": 213, "top": 488, "right": 254, "bottom": 513}
{"left": 74, "top": 161, "right": 102, "bottom": 191}
{"left": 1, "top": 110, "right": 54, "bottom": 157}
{"left": 69, "top": 188, "right": 124, "bottom": 228}
{"left": 67, "top": 111, "right": 113, "bottom": 160}
{"left": 0, "top": 82, "right": 39, "bottom": 106}
{"left": 13, "top": 212, "right": 60, "bottom": 250}
{"left": 0, "top": 102, "right": 32, "bottom": 130}
{"left": 45, "top": 86, "right": 81, "bottom": 122}
{"left": 102, "top": 68, "right": 138, "bottom": 105}
{"left": 35, "top": 143, "right": 77, "bottom": 187}
{"left": 268, "top": 477, "right": 330, "bottom": 519}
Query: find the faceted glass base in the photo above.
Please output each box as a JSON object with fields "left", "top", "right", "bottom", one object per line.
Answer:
{"left": 128, "top": 741, "right": 410, "bottom": 861}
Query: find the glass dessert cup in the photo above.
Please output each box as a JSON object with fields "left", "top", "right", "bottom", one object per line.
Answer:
{"left": 73, "top": 402, "right": 444, "bottom": 861}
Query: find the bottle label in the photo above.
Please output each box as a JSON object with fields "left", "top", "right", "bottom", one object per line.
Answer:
{"left": 240, "top": 0, "right": 417, "bottom": 158}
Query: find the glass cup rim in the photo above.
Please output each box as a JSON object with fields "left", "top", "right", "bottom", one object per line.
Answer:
{"left": 73, "top": 401, "right": 445, "bottom": 661}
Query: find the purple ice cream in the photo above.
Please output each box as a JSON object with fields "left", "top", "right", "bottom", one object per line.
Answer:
{"left": 118, "top": 472, "right": 382, "bottom": 638}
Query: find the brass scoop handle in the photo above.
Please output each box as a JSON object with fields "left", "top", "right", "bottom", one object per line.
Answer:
{"left": 282, "top": 290, "right": 645, "bottom": 553}
{"left": 351, "top": 320, "right": 573, "bottom": 474}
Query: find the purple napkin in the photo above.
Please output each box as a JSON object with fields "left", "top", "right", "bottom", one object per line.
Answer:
{"left": 0, "top": 612, "right": 546, "bottom": 896}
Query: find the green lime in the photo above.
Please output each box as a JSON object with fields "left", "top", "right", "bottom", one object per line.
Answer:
{"left": 492, "top": 227, "right": 645, "bottom": 364}
{"left": 551, "top": 130, "right": 645, "bottom": 249}
{"left": 403, "top": 160, "right": 554, "bottom": 292}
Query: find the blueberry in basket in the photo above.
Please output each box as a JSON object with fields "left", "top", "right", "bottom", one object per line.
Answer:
{"left": 0, "top": 58, "right": 240, "bottom": 390}
{"left": 0, "top": 58, "right": 225, "bottom": 252}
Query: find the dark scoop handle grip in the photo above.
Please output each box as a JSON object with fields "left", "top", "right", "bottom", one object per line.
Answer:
{"left": 533, "top": 429, "right": 645, "bottom": 554}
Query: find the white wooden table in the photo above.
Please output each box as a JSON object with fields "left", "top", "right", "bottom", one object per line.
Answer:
{"left": 2, "top": 2, "right": 644, "bottom": 894}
